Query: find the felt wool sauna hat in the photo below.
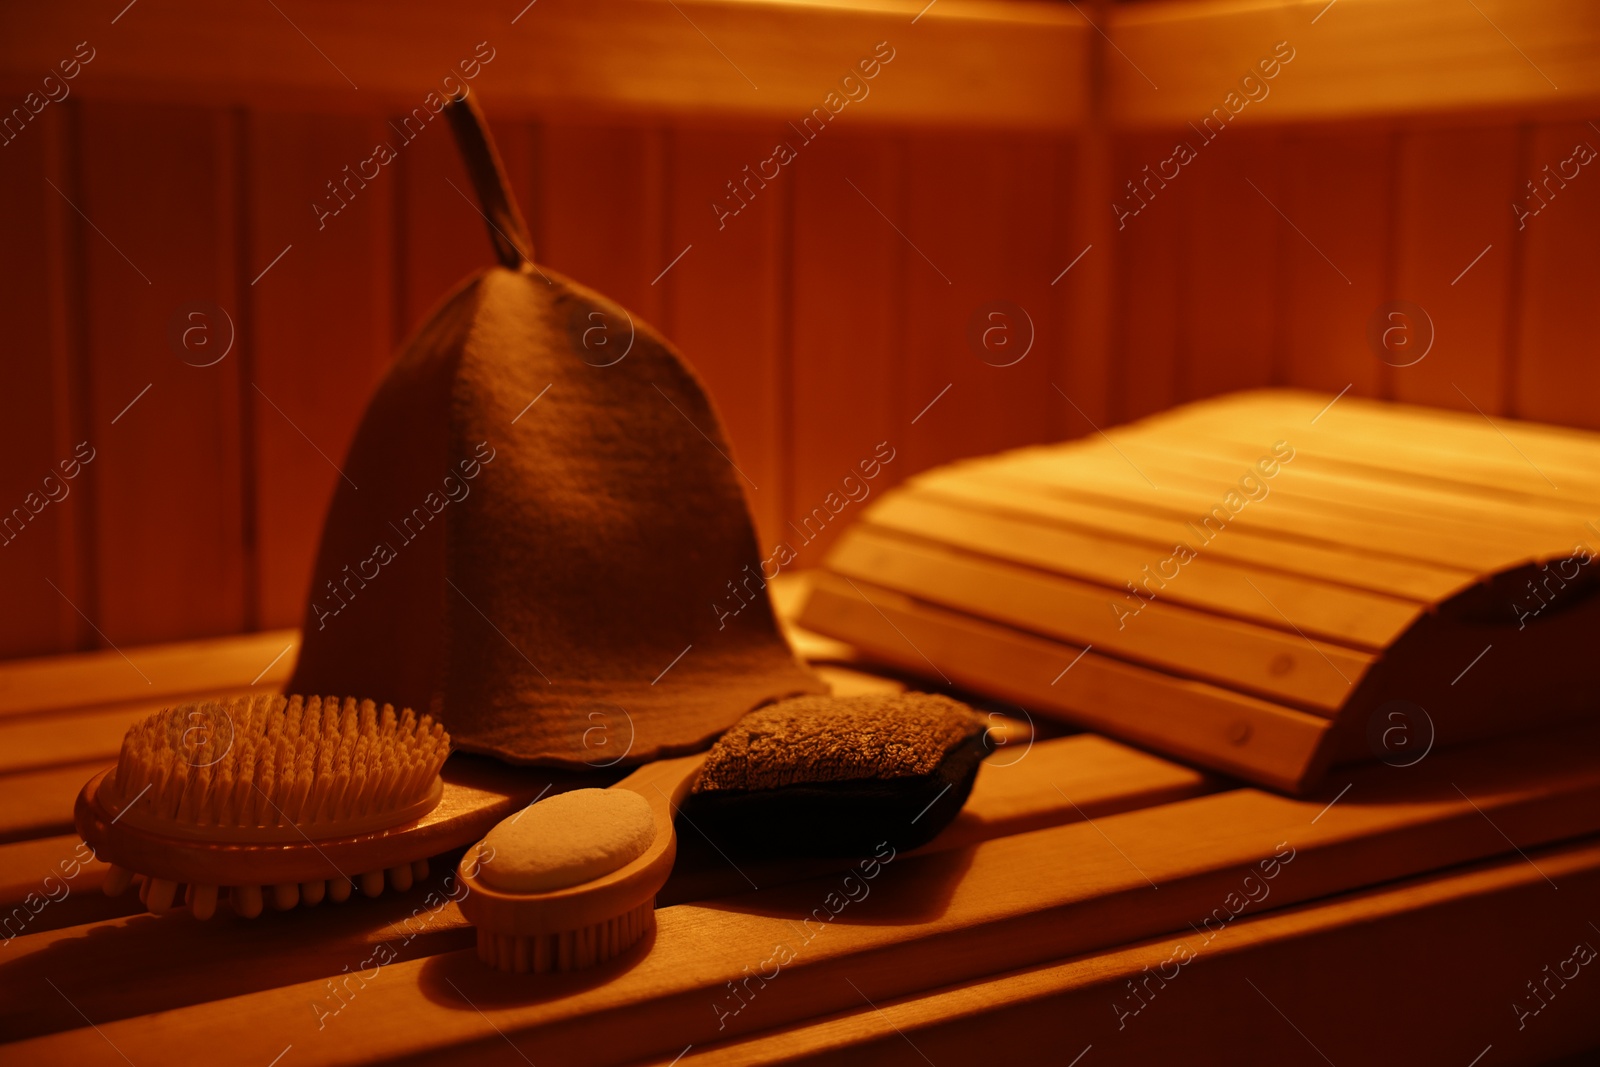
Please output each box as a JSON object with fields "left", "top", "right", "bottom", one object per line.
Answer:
{"left": 288, "top": 96, "right": 823, "bottom": 768}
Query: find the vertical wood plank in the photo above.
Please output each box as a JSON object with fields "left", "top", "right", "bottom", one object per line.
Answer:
{"left": 78, "top": 101, "right": 247, "bottom": 647}
{"left": 1391, "top": 125, "right": 1520, "bottom": 414}
{"left": 1108, "top": 130, "right": 1185, "bottom": 423}
{"left": 535, "top": 121, "right": 667, "bottom": 331}
{"left": 1179, "top": 128, "right": 1282, "bottom": 401}
{"left": 1512, "top": 120, "right": 1600, "bottom": 428}
{"left": 248, "top": 112, "right": 397, "bottom": 629}
{"left": 662, "top": 125, "right": 788, "bottom": 548}
{"left": 0, "top": 107, "right": 82, "bottom": 657}
{"left": 395, "top": 112, "right": 536, "bottom": 342}
{"left": 1277, "top": 129, "right": 1393, "bottom": 399}
{"left": 1059, "top": 40, "right": 1113, "bottom": 431}
{"left": 789, "top": 130, "right": 906, "bottom": 560}
{"left": 899, "top": 131, "right": 1066, "bottom": 477}
{"left": 1020, "top": 134, "right": 1079, "bottom": 448}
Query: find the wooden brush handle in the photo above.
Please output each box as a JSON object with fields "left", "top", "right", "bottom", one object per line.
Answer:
{"left": 455, "top": 754, "right": 706, "bottom": 936}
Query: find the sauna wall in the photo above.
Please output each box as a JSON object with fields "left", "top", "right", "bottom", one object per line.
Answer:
{"left": 2, "top": 0, "right": 1597, "bottom": 659}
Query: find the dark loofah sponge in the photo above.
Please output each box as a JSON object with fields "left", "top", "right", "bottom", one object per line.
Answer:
{"left": 682, "top": 692, "right": 990, "bottom": 857}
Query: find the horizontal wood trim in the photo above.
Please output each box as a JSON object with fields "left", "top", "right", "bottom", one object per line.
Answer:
{"left": 0, "top": 0, "right": 1089, "bottom": 129}
{"left": 1108, "top": 0, "right": 1600, "bottom": 128}
{"left": 0, "top": 628, "right": 296, "bottom": 718}
{"left": 0, "top": 762, "right": 102, "bottom": 843}
{"left": 9, "top": 0, "right": 1594, "bottom": 131}
{"left": 0, "top": 701, "right": 184, "bottom": 776}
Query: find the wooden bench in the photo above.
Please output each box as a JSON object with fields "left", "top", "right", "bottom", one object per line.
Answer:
{"left": 2, "top": 584, "right": 1597, "bottom": 1064}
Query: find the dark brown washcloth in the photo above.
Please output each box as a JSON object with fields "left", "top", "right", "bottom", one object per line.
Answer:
{"left": 288, "top": 97, "right": 822, "bottom": 767}
{"left": 684, "top": 693, "right": 991, "bottom": 856}
{"left": 695, "top": 693, "right": 987, "bottom": 791}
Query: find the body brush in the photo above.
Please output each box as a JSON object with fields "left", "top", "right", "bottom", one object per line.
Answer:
{"left": 77, "top": 694, "right": 561, "bottom": 918}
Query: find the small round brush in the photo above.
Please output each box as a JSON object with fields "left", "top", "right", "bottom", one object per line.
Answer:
{"left": 81, "top": 694, "right": 451, "bottom": 919}
{"left": 456, "top": 754, "right": 706, "bottom": 973}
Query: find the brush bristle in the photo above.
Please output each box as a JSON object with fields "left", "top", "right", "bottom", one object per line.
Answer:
{"left": 110, "top": 694, "right": 450, "bottom": 830}
{"left": 475, "top": 899, "right": 656, "bottom": 973}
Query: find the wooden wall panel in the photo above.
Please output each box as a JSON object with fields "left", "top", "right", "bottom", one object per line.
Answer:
{"left": 1017, "top": 135, "right": 1080, "bottom": 447}
{"left": 395, "top": 114, "right": 526, "bottom": 341}
{"left": 1277, "top": 130, "right": 1392, "bottom": 399}
{"left": 1108, "top": 132, "right": 1185, "bottom": 423}
{"left": 534, "top": 123, "right": 667, "bottom": 335}
{"left": 663, "top": 126, "right": 789, "bottom": 548}
{"left": 900, "top": 132, "right": 1067, "bottom": 476}
{"left": 0, "top": 108, "right": 81, "bottom": 657}
{"left": 78, "top": 102, "right": 247, "bottom": 647}
{"left": 790, "top": 131, "right": 907, "bottom": 560}
{"left": 248, "top": 113, "right": 397, "bottom": 629}
{"left": 1391, "top": 125, "right": 1521, "bottom": 413}
{"left": 8, "top": 46, "right": 1600, "bottom": 663}
{"left": 1513, "top": 120, "right": 1600, "bottom": 429}
{"left": 1179, "top": 130, "right": 1283, "bottom": 401}
{"left": 1058, "top": 120, "right": 1112, "bottom": 427}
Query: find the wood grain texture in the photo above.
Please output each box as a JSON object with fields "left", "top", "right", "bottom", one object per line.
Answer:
{"left": 899, "top": 131, "right": 1068, "bottom": 475}
{"left": 0, "top": 105, "right": 82, "bottom": 658}
{"left": 1513, "top": 120, "right": 1600, "bottom": 429}
{"left": 0, "top": 0, "right": 1090, "bottom": 129}
{"left": 1180, "top": 129, "right": 1282, "bottom": 401}
{"left": 1109, "top": 131, "right": 1186, "bottom": 422}
{"left": 801, "top": 574, "right": 1334, "bottom": 791}
{"left": 825, "top": 528, "right": 1373, "bottom": 710}
{"left": 1, "top": 5, "right": 1598, "bottom": 677}
{"left": 394, "top": 108, "right": 504, "bottom": 342}
{"left": 981, "top": 447, "right": 1548, "bottom": 572}
{"left": 0, "top": 833, "right": 125, "bottom": 941}
{"left": 912, "top": 468, "right": 1480, "bottom": 601}
{"left": 0, "top": 763, "right": 102, "bottom": 843}
{"left": 1109, "top": 0, "right": 1599, "bottom": 127}
{"left": 673, "top": 835, "right": 1600, "bottom": 1065}
{"left": 0, "top": 731, "right": 1213, "bottom": 1039}
{"left": 0, "top": 627, "right": 294, "bottom": 717}
{"left": 801, "top": 387, "right": 1600, "bottom": 791}
{"left": 859, "top": 493, "right": 1423, "bottom": 648}
{"left": 535, "top": 121, "right": 667, "bottom": 331}
{"left": 788, "top": 129, "right": 907, "bottom": 560}
{"left": 78, "top": 101, "right": 248, "bottom": 647}
{"left": 1161, "top": 390, "right": 1600, "bottom": 513}
{"left": 0, "top": 606, "right": 1216, "bottom": 1039}
{"left": 12, "top": 720, "right": 1600, "bottom": 1064}
{"left": 1391, "top": 125, "right": 1521, "bottom": 412}
{"left": 248, "top": 112, "right": 397, "bottom": 628}
{"left": 663, "top": 125, "right": 788, "bottom": 547}
{"left": 1277, "top": 128, "right": 1392, "bottom": 398}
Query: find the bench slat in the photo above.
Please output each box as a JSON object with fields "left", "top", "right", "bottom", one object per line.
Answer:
{"left": 12, "top": 722, "right": 1599, "bottom": 1066}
